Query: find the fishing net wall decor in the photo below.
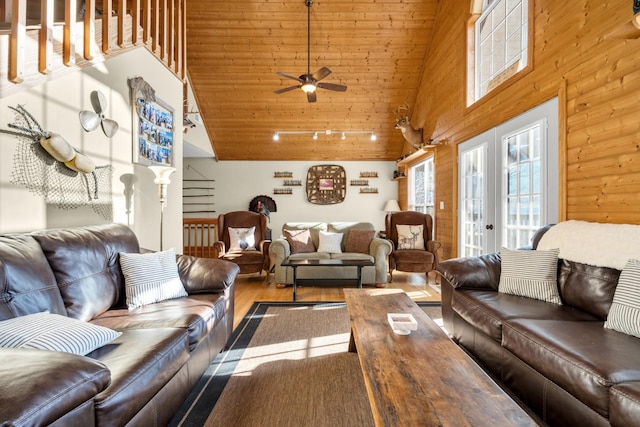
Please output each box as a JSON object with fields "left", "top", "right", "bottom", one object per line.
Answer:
{"left": 1, "top": 105, "right": 114, "bottom": 221}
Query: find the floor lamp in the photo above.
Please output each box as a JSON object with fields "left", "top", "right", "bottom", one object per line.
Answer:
{"left": 148, "top": 165, "right": 176, "bottom": 251}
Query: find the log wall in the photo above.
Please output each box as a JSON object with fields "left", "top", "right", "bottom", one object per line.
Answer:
{"left": 409, "top": 0, "right": 640, "bottom": 259}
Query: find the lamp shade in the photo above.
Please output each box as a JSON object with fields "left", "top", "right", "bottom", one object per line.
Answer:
{"left": 148, "top": 165, "right": 176, "bottom": 184}
{"left": 383, "top": 200, "right": 401, "bottom": 213}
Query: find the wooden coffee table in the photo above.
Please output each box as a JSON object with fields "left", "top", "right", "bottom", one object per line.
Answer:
{"left": 344, "top": 289, "right": 538, "bottom": 426}
{"left": 281, "top": 259, "right": 374, "bottom": 301}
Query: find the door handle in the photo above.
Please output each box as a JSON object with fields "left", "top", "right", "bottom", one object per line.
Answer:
{"left": 485, "top": 224, "right": 494, "bottom": 230}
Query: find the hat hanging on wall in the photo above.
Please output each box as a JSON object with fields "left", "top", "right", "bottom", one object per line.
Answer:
{"left": 79, "top": 91, "right": 119, "bottom": 138}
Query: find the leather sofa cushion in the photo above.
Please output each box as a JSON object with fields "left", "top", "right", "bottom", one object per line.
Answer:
{"left": 89, "top": 327, "right": 189, "bottom": 427}
{"left": 453, "top": 289, "right": 598, "bottom": 342}
{"left": 0, "top": 235, "right": 66, "bottom": 320}
{"left": 0, "top": 348, "right": 110, "bottom": 426}
{"left": 502, "top": 319, "right": 640, "bottom": 418}
{"left": 31, "top": 224, "right": 140, "bottom": 321}
{"left": 610, "top": 382, "right": 640, "bottom": 427}
{"left": 91, "top": 294, "right": 227, "bottom": 350}
{"left": 557, "top": 259, "right": 621, "bottom": 320}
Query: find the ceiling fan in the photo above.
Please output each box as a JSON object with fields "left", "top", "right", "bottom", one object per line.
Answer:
{"left": 274, "top": 0, "right": 347, "bottom": 103}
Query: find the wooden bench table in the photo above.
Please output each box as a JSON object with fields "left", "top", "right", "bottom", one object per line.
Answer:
{"left": 344, "top": 289, "right": 538, "bottom": 426}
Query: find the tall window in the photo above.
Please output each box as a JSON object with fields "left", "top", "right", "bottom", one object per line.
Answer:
{"left": 473, "top": 0, "right": 528, "bottom": 101}
{"left": 410, "top": 158, "right": 435, "bottom": 217}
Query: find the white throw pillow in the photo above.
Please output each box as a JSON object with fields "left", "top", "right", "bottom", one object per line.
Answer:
{"left": 498, "top": 247, "right": 562, "bottom": 304}
{"left": 317, "top": 230, "right": 343, "bottom": 254}
{"left": 396, "top": 224, "right": 425, "bottom": 250}
{"left": 0, "top": 312, "right": 121, "bottom": 356}
{"left": 605, "top": 258, "right": 640, "bottom": 338}
{"left": 119, "top": 249, "right": 188, "bottom": 309}
{"left": 229, "top": 226, "right": 257, "bottom": 252}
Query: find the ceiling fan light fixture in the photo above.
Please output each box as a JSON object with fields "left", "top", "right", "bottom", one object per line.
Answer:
{"left": 370, "top": 133, "right": 377, "bottom": 141}
{"left": 301, "top": 82, "right": 317, "bottom": 93}
{"left": 313, "top": 132, "right": 318, "bottom": 140}
{"left": 341, "top": 132, "right": 346, "bottom": 140}
{"left": 273, "top": 132, "right": 280, "bottom": 141}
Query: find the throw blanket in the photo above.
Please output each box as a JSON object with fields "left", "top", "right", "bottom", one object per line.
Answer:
{"left": 537, "top": 220, "right": 640, "bottom": 270}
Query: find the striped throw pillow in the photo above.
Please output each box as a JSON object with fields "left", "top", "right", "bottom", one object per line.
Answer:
{"left": 0, "top": 312, "right": 121, "bottom": 355}
{"left": 317, "top": 231, "right": 343, "bottom": 254}
{"left": 498, "top": 247, "right": 562, "bottom": 304}
{"left": 605, "top": 259, "right": 640, "bottom": 338}
{"left": 120, "top": 249, "right": 188, "bottom": 309}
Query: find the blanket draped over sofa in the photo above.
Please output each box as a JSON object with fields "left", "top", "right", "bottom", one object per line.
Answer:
{"left": 437, "top": 221, "right": 640, "bottom": 427}
{"left": 0, "top": 224, "right": 239, "bottom": 427}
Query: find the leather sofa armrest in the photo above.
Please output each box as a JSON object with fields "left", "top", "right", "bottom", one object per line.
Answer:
{"left": 427, "top": 240, "right": 442, "bottom": 264}
{"left": 435, "top": 252, "right": 502, "bottom": 290}
{"left": 176, "top": 255, "right": 240, "bottom": 293}
{"left": 0, "top": 348, "right": 110, "bottom": 426}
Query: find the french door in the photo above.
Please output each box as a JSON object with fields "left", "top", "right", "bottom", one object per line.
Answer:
{"left": 458, "top": 98, "right": 558, "bottom": 256}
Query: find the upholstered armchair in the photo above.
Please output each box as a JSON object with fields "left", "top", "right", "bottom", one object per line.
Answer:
{"left": 385, "top": 211, "right": 441, "bottom": 281}
{"left": 214, "top": 211, "right": 270, "bottom": 274}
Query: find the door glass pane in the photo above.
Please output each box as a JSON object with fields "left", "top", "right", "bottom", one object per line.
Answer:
{"left": 502, "top": 122, "right": 542, "bottom": 249}
{"left": 460, "top": 146, "right": 486, "bottom": 257}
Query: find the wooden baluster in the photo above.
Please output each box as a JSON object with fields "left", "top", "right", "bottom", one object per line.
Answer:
{"left": 102, "top": 0, "right": 112, "bottom": 53}
{"left": 131, "top": 0, "right": 140, "bottom": 44}
{"left": 117, "top": 0, "right": 125, "bottom": 46}
{"left": 151, "top": 0, "right": 159, "bottom": 53}
{"left": 64, "top": 0, "right": 77, "bottom": 65}
{"left": 9, "top": 0, "right": 26, "bottom": 83}
{"left": 159, "top": 0, "right": 166, "bottom": 60}
{"left": 180, "top": 0, "right": 186, "bottom": 79}
{"left": 84, "top": 0, "right": 95, "bottom": 59}
{"left": 142, "top": 0, "right": 151, "bottom": 44}
{"left": 39, "top": 0, "right": 53, "bottom": 74}
{"left": 167, "top": 0, "right": 174, "bottom": 67}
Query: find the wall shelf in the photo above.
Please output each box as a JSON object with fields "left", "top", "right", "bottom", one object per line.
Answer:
{"left": 359, "top": 171, "right": 378, "bottom": 178}
{"left": 283, "top": 179, "right": 302, "bottom": 186}
{"left": 274, "top": 188, "right": 293, "bottom": 195}
{"left": 350, "top": 179, "right": 369, "bottom": 186}
{"left": 274, "top": 172, "right": 293, "bottom": 178}
{"left": 359, "top": 187, "right": 378, "bottom": 194}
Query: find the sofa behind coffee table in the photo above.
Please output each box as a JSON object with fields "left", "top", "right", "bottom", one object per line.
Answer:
{"left": 269, "top": 222, "right": 392, "bottom": 287}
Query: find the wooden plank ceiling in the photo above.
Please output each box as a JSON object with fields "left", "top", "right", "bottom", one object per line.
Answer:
{"left": 186, "top": 0, "right": 439, "bottom": 161}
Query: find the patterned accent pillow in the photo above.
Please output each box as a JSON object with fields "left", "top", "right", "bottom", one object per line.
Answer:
{"left": 345, "top": 229, "right": 375, "bottom": 254}
{"left": 119, "top": 249, "right": 188, "bottom": 309}
{"left": 317, "top": 231, "right": 343, "bottom": 254}
{"left": 0, "top": 311, "right": 121, "bottom": 356}
{"left": 605, "top": 258, "right": 640, "bottom": 338}
{"left": 396, "top": 224, "right": 425, "bottom": 250}
{"left": 498, "top": 247, "right": 562, "bottom": 304}
{"left": 229, "top": 227, "right": 257, "bottom": 251}
{"left": 284, "top": 229, "right": 315, "bottom": 254}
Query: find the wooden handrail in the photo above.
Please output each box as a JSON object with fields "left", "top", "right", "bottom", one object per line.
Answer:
{"left": 1, "top": 0, "right": 186, "bottom": 97}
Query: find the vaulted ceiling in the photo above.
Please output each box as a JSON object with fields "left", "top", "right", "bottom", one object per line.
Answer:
{"left": 186, "top": 0, "right": 440, "bottom": 161}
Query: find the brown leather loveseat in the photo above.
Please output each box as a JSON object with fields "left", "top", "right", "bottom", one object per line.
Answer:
{"left": 437, "top": 221, "right": 640, "bottom": 426}
{"left": 0, "top": 223, "right": 239, "bottom": 426}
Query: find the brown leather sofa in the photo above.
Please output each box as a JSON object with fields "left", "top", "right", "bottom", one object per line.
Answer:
{"left": 0, "top": 223, "right": 239, "bottom": 427}
{"left": 436, "top": 225, "right": 640, "bottom": 426}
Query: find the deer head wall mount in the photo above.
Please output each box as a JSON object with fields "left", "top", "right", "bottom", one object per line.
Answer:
{"left": 394, "top": 102, "right": 424, "bottom": 150}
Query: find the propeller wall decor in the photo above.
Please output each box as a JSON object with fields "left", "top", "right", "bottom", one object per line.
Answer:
{"left": 79, "top": 91, "right": 119, "bottom": 138}
{"left": 274, "top": 0, "right": 347, "bottom": 103}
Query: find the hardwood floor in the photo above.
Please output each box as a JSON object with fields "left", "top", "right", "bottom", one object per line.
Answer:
{"left": 232, "top": 271, "right": 441, "bottom": 330}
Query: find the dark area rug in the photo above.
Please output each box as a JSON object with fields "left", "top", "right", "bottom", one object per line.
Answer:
{"left": 170, "top": 301, "right": 441, "bottom": 427}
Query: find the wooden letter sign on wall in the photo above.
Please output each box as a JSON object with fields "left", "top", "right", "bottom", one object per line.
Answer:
{"left": 306, "top": 165, "right": 346, "bottom": 204}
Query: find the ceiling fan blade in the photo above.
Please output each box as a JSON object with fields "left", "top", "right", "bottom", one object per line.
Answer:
{"left": 101, "top": 119, "right": 119, "bottom": 138}
{"left": 90, "top": 90, "right": 107, "bottom": 115}
{"left": 276, "top": 72, "right": 303, "bottom": 83}
{"left": 79, "top": 110, "right": 101, "bottom": 132}
{"left": 317, "top": 82, "right": 348, "bottom": 92}
{"left": 274, "top": 85, "right": 301, "bottom": 94}
{"left": 312, "top": 67, "right": 332, "bottom": 81}
{"left": 307, "top": 91, "right": 317, "bottom": 103}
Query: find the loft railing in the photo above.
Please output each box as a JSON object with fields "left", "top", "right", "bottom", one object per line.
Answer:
{"left": 183, "top": 218, "right": 218, "bottom": 259}
{"left": 0, "top": 0, "right": 186, "bottom": 98}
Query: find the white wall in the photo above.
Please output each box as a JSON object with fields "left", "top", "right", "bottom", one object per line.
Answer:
{"left": 0, "top": 48, "right": 183, "bottom": 251}
{"left": 184, "top": 158, "right": 398, "bottom": 236}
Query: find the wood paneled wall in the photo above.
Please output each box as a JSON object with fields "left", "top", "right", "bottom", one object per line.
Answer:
{"left": 408, "top": 0, "right": 640, "bottom": 259}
